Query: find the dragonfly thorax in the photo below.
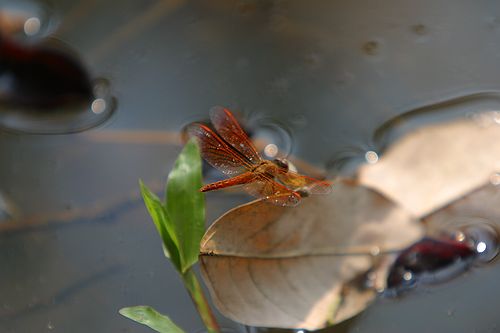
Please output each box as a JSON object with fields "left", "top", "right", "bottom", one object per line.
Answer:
{"left": 252, "top": 160, "right": 282, "bottom": 176}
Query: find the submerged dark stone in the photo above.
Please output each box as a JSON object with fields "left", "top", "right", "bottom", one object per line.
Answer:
{"left": 0, "top": 35, "right": 93, "bottom": 110}
{"left": 387, "top": 237, "right": 475, "bottom": 293}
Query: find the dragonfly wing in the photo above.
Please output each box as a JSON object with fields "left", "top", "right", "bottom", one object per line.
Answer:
{"left": 209, "top": 106, "right": 262, "bottom": 164}
{"left": 277, "top": 170, "right": 332, "bottom": 195}
{"left": 244, "top": 174, "right": 301, "bottom": 207}
{"left": 187, "top": 123, "right": 251, "bottom": 175}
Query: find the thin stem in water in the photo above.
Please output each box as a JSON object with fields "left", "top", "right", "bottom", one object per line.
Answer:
{"left": 182, "top": 268, "right": 220, "bottom": 333}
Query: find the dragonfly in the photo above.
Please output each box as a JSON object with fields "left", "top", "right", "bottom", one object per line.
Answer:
{"left": 187, "top": 106, "right": 332, "bottom": 206}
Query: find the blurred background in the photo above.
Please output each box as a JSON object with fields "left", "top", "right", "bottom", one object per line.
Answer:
{"left": 1, "top": 0, "right": 500, "bottom": 332}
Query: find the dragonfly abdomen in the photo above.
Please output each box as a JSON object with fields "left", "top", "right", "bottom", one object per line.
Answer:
{"left": 200, "top": 172, "right": 255, "bottom": 192}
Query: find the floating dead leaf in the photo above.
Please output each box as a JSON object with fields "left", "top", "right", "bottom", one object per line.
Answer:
{"left": 359, "top": 114, "right": 500, "bottom": 218}
{"left": 200, "top": 182, "right": 423, "bottom": 329}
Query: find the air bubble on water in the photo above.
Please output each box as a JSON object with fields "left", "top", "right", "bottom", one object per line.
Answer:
{"left": 459, "top": 224, "right": 499, "bottom": 263}
{"left": 23, "top": 16, "right": 40, "bottom": 36}
{"left": 476, "top": 241, "right": 487, "bottom": 253}
{"left": 91, "top": 98, "right": 106, "bottom": 114}
{"left": 453, "top": 230, "right": 466, "bottom": 242}
{"left": 250, "top": 117, "right": 293, "bottom": 158}
{"left": 2, "top": 1, "right": 58, "bottom": 39}
{"left": 264, "top": 143, "right": 279, "bottom": 158}
{"left": 365, "top": 151, "right": 379, "bottom": 164}
{"left": 402, "top": 271, "right": 413, "bottom": 281}
{"left": 326, "top": 141, "right": 378, "bottom": 176}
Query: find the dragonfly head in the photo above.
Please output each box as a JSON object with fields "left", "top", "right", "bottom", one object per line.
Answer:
{"left": 273, "top": 158, "right": 289, "bottom": 171}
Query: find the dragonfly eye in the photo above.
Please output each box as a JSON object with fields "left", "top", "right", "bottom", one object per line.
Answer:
{"left": 296, "top": 189, "right": 311, "bottom": 198}
{"left": 273, "top": 158, "right": 289, "bottom": 171}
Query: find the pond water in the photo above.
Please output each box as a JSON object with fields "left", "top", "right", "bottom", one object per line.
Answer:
{"left": 1, "top": 0, "right": 500, "bottom": 332}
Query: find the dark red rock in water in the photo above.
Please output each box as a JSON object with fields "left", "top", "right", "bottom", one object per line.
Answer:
{"left": 0, "top": 35, "right": 115, "bottom": 134}
{"left": 0, "top": 35, "right": 93, "bottom": 109}
{"left": 386, "top": 237, "right": 476, "bottom": 292}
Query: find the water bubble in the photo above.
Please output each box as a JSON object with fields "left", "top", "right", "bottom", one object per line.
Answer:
{"left": 91, "top": 98, "right": 107, "bottom": 114}
{"left": 364, "top": 151, "right": 379, "bottom": 164}
{"left": 476, "top": 241, "right": 487, "bottom": 253}
{"left": 263, "top": 143, "right": 278, "bottom": 158}
{"left": 326, "top": 142, "right": 378, "bottom": 176}
{"left": 453, "top": 230, "right": 467, "bottom": 242}
{"left": 250, "top": 118, "right": 293, "bottom": 158}
{"left": 402, "top": 271, "right": 413, "bottom": 281}
{"left": 23, "top": 17, "right": 41, "bottom": 36}
{"left": 461, "top": 224, "right": 499, "bottom": 263}
{"left": 1, "top": 1, "right": 58, "bottom": 39}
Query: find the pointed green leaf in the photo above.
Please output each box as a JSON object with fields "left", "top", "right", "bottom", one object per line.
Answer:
{"left": 119, "top": 306, "right": 186, "bottom": 333}
{"left": 166, "top": 138, "right": 205, "bottom": 272}
{"left": 140, "top": 180, "right": 181, "bottom": 271}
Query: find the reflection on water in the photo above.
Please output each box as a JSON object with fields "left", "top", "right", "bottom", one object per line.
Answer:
{"left": 386, "top": 237, "right": 475, "bottom": 293}
{"left": 0, "top": 36, "right": 116, "bottom": 133}
{"left": 386, "top": 219, "right": 499, "bottom": 294}
{"left": 453, "top": 223, "right": 499, "bottom": 263}
{"left": 0, "top": 7, "right": 116, "bottom": 134}
{"left": 372, "top": 91, "right": 500, "bottom": 152}
{"left": 328, "top": 91, "right": 500, "bottom": 177}
{"left": 2, "top": 0, "right": 500, "bottom": 332}
{"left": 325, "top": 142, "right": 378, "bottom": 177}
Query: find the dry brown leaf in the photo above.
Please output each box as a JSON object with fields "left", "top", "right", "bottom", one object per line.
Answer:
{"left": 200, "top": 182, "right": 423, "bottom": 329}
{"left": 358, "top": 115, "right": 500, "bottom": 218}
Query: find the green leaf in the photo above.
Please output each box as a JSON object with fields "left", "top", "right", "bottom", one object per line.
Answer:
{"left": 139, "top": 180, "right": 181, "bottom": 271}
{"left": 166, "top": 138, "right": 205, "bottom": 273}
{"left": 119, "top": 306, "right": 186, "bottom": 333}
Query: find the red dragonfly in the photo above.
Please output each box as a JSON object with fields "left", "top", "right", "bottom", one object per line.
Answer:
{"left": 187, "top": 107, "right": 332, "bottom": 206}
